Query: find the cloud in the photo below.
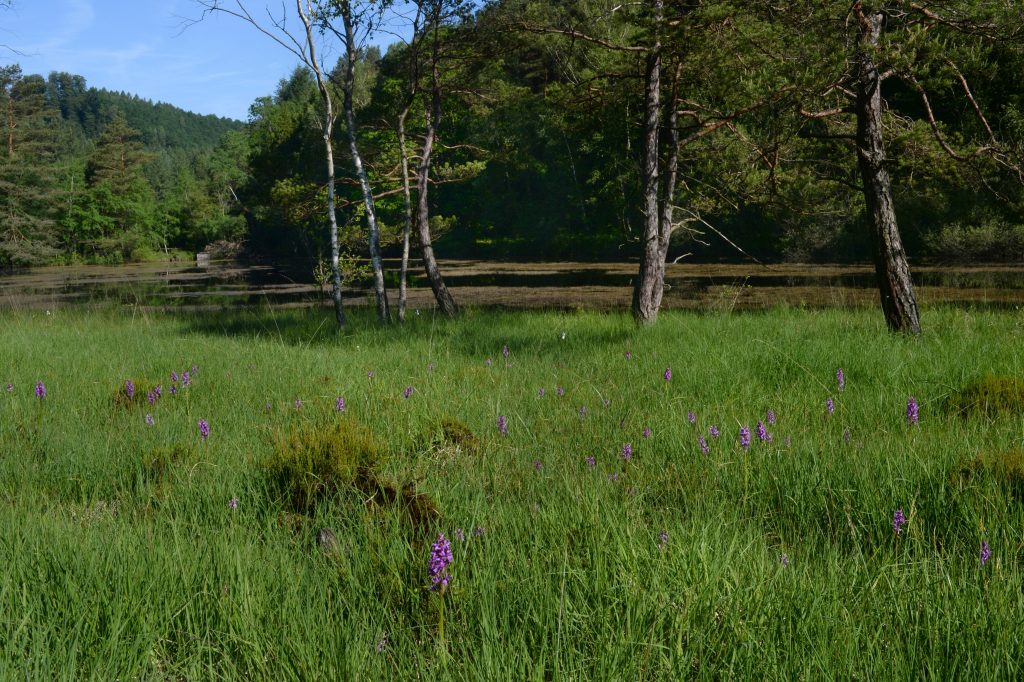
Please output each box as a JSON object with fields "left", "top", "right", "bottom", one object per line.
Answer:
{"left": 23, "top": 0, "right": 95, "bottom": 53}
{"left": 85, "top": 42, "right": 154, "bottom": 76}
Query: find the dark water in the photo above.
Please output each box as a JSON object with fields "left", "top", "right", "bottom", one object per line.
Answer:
{"left": 1, "top": 260, "right": 1021, "bottom": 311}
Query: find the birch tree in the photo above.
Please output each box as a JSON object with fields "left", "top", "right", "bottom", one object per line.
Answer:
{"left": 405, "top": 0, "right": 471, "bottom": 317}
{"left": 323, "top": 0, "right": 392, "bottom": 323}
{"left": 195, "top": 0, "right": 352, "bottom": 327}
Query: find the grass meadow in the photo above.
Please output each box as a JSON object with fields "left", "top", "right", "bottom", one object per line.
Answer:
{"left": 1, "top": 305, "right": 1023, "bottom": 679}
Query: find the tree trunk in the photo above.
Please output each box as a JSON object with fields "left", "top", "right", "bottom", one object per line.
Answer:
{"left": 631, "top": 0, "right": 663, "bottom": 326}
{"left": 322, "top": 111, "right": 345, "bottom": 328}
{"left": 415, "top": 41, "right": 457, "bottom": 317}
{"left": 396, "top": 6, "right": 423, "bottom": 323}
{"left": 652, "top": 61, "right": 682, "bottom": 315}
{"left": 855, "top": 8, "right": 920, "bottom": 335}
{"left": 342, "top": 5, "right": 390, "bottom": 323}
{"left": 397, "top": 107, "right": 413, "bottom": 322}
{"left": 6, "top": 99, "right": 13, "bottom": 157}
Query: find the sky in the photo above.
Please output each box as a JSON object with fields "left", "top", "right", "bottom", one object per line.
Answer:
{"left": 0, "top": 0, "right": 410, "bottom": 121}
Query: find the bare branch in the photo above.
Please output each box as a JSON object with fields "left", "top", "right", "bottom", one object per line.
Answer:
{"left": 437, "top": 142, "right": 488, "bottom": 154}
{"left": 907, "top": 70, "right": 1023, "bottom": 182}
{"left": 907, "top": 2, "right": 1024, "bottom": 42}
{"left": 673, "top": 206, "right": 770, "bottom": 267}
{"left": 944, "top": 58, "right": 997, "bottom": 144}
{"left": 189, "top": 1, "right": 308, "bottom": 64}
{"left": 909, "top": 76, "right": 982, "bottom": 162}
{"left": 799, "top": 131, "right": 857, "bottom": 140}
{"left": 799, "top": 105, "right": 853, "bottom": 119}
{"left": 0, "top": 42, "right": 28, "bottom": 56}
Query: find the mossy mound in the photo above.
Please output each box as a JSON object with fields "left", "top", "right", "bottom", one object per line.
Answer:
{"left": 268, "top": 418, "right": 386, "bottom": 513}
{"left": 268, "top": 418, "right": 439, "bottom": 530}
{"left": 946, "top": 375, "right": 1024, "bottom": 418}
{"left": 951, "top": 448, "right": 1024, "bottom": 500}
{"left": 425, "top": 417, "right": 481, "bottom": 455}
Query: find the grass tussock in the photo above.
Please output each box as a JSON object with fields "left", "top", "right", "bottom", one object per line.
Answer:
{"left": 946, "top": 375, "right": 1024, "bottom": 418}
{"left": 111, "top": 379, "right": 156, "bottom": 409}
{"left": 137, "top": 444, "right": 192, "bottom": 499}
{"left": 363, "top": 479, "right": 440, "bottom": 533}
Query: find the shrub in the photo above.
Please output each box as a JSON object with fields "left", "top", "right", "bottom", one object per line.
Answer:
{"left": 926, "top": 221, "right": 1024, "bottom": 262}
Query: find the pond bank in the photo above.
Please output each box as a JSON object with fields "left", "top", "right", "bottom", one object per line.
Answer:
{"left": 1, "top": 259, "right": 1021, "bottom": 311}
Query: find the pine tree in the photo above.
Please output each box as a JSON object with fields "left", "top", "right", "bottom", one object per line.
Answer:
{"left": 75, "top": 110, "right": 158, "bottom": 255}
{"left": 0, "top": 65, "right": 64, "bottom": 266}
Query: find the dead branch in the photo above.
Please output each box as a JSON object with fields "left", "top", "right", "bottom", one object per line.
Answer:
{"left": 799, "top": 105, "right": 853, "bottom": 119}
{"left": 907, "top": 2, "right": 1024, "bottom": 42}
{"left": 944, "top": 58, "right": 997, "bottom": 144}
{"left": 907, "top": 69, "right": 1023, "bottom": 182}
{"left": 673, "top": 206, "right": 771, "bottom": 267}
{"left": 189, "top": 1, "right": 308, "bottom": 64}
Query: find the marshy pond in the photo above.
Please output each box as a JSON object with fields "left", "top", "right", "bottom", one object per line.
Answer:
{"left": 1, "top": 259, "right": 1022, "bottom": 312}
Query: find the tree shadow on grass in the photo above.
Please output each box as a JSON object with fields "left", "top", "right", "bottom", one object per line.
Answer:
{"left": 172, "top": 304, "right": 637, "bottom": 355}
{"left": 173, "top": 306, "right": 350, "bottom": 347}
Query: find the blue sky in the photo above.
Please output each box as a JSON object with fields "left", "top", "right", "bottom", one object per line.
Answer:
{"left": 1, "top": 0, "right": 409, "bottom": 120}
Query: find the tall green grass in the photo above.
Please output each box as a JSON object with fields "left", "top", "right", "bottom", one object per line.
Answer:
{"left": 1, "top": 305, "right": 1023, "bottom": 679}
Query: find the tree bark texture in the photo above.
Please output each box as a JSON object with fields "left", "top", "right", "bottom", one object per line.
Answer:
{"left": 653, "top": 62, "right": 682, "bottom": 315}
{"left": 342, "top": 4, "right": 390, "bottom": 323}
{"left": 631, "top": 0, "right": 663, "bottom": 326}
{"left": 397, "top": 107, "right": 413, "bottom": 322}
{"left": 396, "top": 5, "right": 422, "bottom": 323}
{"left": 854, "top": 8, "right": 921, "bottom": 335}
{"left": 5, "top": 95, "right": 13, "bottom": 157}
{"left": 322, "top": 115, "right": 346, "bottom": 329}
{"left": 415, "top": 34, "right": 458, "bottom": 317}
{"left": 626, "top": 0, "right": 667, "bottom": 323}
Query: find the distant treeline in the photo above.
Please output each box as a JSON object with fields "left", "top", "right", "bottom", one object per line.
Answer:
{"left": 1, "top": 65, "right": 244, "bottom": 265}
{"left": 3, "top": 0, "right": 1024, "bottom": 269}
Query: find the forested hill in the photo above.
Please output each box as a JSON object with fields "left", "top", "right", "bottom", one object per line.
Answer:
{"left": 1, "top": 63, "right": 249, "bottom": 266}
{"left": 45, "top": 72, "right": 241, "bottom": 150}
